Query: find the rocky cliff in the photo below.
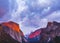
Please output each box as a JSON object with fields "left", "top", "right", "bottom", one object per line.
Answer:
{"left": 0, "top": 21, "right": 24, "bottom": 43}
{"left": 28, "top": 21, "right": 60, "bottom": 43}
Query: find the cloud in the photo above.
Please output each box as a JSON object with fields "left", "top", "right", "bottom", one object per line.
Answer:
{"left": 38, "top": 0, "right": 51, "bottom": 7}
{"left": 45, "top": 11, "right": 60, "bottom": 21}
{"left": 17, "top": 0, "right": 60, "bottom": 35}
{"left": 0, "top": 0, "right": 60, "bottom": 35}
{"left": 10, "top": 0, "right": 28, "bottom": 22}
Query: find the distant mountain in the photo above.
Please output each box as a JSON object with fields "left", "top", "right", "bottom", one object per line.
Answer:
{"left": 0, "top": 21, "right": 26, "bottom": 43}
{"left": 28, "top": 21, "right": 60, "bottom": 43}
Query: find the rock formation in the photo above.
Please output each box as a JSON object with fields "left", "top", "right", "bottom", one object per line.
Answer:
{"left": 28, "top": 21, "right": 60, "bottom": 43}
{"left": 0, "top": 21, "right": 25, "bottom": 43}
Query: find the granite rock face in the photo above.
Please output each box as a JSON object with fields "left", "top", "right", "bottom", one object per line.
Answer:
{"left": 0, "top": 21, "right": 24, "bottom": 43}
{"left": 28, "top": 21, "right": 60, "bottom": 43}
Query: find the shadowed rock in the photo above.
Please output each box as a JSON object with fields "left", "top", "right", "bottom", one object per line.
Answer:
{"left": 0, "top": 21, "right": 26, "bottom": 43}
{"left": 28, "top": 21, "right": 60, "bottom": 43}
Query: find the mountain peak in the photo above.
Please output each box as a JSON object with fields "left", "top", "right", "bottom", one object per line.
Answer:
{"left": 2, "top": 21, "right": 20, "bottom": 32}
{"left": 0, "top": 21, "right": 25, "bottom": 43}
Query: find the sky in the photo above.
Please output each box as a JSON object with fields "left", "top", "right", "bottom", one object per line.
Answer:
{"left": 0, "top": 0, "right": 60, "bottom": 35}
